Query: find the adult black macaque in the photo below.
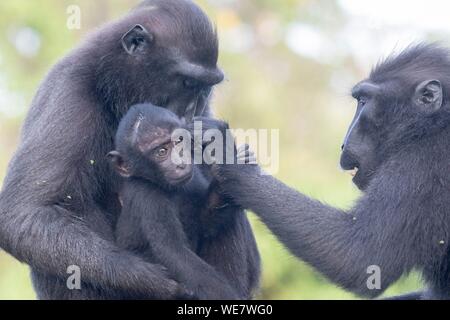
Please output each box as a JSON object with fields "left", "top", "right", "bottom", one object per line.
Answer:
{"left": 0, "top": 0, "right": 259, "bottom": 299}
{"left": 214, "top": 44, "right": 450, "bottom": 300}
{"left": 108, "top": 104, "right": 258, "bottom": 299}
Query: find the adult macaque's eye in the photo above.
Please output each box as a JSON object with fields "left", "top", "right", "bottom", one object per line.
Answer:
{"left": 358, "top": 96, "right": 368, "bottom": 107}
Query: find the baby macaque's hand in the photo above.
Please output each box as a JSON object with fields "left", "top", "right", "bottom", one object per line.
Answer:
{"left": 201, "top": 181, "right": 242, "bottom": 239}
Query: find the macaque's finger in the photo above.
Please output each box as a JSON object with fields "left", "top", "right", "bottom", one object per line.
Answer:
{"left": 237, "top": 154, "right": 255, "bottom": 163}
{"left": 237, "top": 156, "right": 257, "bottom": 164}
{"left": 237, "top": 144, "right": 257, "bottom": 164}
{"left": 237, "top": 147, "right": 255, "bottom": 159}
{"left": 245, "top": 156, "right": 257, "bottom": 164}
{"left": 237, "top": 144, "right": 250, "bottom": 154}
{"left": 238, "top": 149, "right": 254, "bottom": 157}
{"left": 247, "top": 155, "right": 257, "bottom": 162}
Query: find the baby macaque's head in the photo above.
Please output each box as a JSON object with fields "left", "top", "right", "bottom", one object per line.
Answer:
{"left": 107, "top": 103, "right": 192, "bottom": 188}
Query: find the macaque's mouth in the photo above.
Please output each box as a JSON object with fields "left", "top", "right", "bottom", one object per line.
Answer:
{"left": 170, "top": 172, "right": 193, "bottom": 185}
{"left": 347, "top": 167, "right": 359, "bottom": 177}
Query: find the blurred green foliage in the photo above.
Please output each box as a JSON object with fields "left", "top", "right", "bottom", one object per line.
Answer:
{"left": 0, "top": 0, "right": 423, "bottom": 299}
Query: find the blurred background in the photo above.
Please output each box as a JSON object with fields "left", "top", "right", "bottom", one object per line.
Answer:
{"left": 1, "top": 0, "right": 449, "bottom": 299}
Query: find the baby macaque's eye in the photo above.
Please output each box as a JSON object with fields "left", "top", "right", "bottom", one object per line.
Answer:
{"left": 156, "top": 147, "right": 168, "bottom": 157}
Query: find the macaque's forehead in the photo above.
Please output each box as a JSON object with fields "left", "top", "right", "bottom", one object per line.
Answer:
{"left": 137, "top": 4, "right": 218, "bottom": 64}
{"left": 136, "top": 125, "right": 171, "bottom": 152}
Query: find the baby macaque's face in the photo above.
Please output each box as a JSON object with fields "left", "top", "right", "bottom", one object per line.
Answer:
{"left": 107, "top": 132, "right": 193, "bottom": 188}
{"left": 143, "top": 134, "right": 193, "bottom": 186}
{"left": 109, "top": 104, "right": 195, "bottom": 188}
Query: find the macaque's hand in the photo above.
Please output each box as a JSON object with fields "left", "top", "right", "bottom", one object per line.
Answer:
{"left": 188, "top": 116, "right": 230, "bottom": 148}
{"left": 175, "top": 284, "right": 198, "bottom": 300}
{"left": 236, "top": 144, "right": 257, "bottom": 164}
{"left": 188, "top": 117, "right": 237, "bottom": 164}
{"left": 211, "top": 144, "right": 261, "bottom": 186}
{"left": 190, "top": 116, "right": 229, "bottom": 131}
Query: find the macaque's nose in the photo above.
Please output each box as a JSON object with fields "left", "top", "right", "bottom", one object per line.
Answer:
{"left": 177, "top": 162, "right": 186, "bottom": 170}
{"left": 210, "top": 68, "right": 225, "bottom": 86}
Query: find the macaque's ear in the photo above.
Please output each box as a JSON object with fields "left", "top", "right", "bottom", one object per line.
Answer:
{"left": 106, "top": 151, "right": 131, "bottom": 178}
{"left": 414, "top": 79, "right": 443, "bottom": 111}
{"left": 121, "top": 24, "right": 153, "bottom": 55}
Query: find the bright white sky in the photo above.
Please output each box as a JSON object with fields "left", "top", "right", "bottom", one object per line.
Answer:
{"left": 286, "top": 0, "right": 450, "bottom": 73}
{"left": 339, "top": 0, "right": 450, "bottom": 32}
{"left": 338, "top": 0, "right": 450, "bottom": 63}
{"left": 282, "top": 0, "right": 450, "bottom": 116}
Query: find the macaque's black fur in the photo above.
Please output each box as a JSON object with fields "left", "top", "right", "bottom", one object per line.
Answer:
{"left": 111, "top": 104, "right": 258, "bottom": 299}
{"left": 0, "top": 0, "right": 259, "bottom": 299}
{"left": 216, "top": 44, "right": 450, "bottom": 299}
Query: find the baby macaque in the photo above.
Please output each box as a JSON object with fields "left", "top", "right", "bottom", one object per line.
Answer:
{"left": 107, "top": 103, "right": 251, "bottom": 299}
